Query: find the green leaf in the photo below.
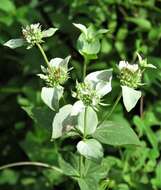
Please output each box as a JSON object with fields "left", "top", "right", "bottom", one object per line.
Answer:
{"left": 0, "top": 169, "right": 19, "bottom": 185}
{"left": 78, "top": 177, "right": 98, "bottom": 190}
{"left": 77, "top": 33, "right": 101, "bottom": 57}
{"left": 122, "top": 86, "right": 141, "bottom": 112}
{"left": 76, "top": 106, "right": 98, "bottom": 135}
{"left": 58, "top": 156, "right": 79, "bottom": 176}
{"left": 0, "top": 0, "right": 15, "bottom": 13}
{"left": 77, "top": 139, "right": 103, "bottom": 163}
{"left": 52, "top": 104, "right": 74, "bottom": 139}
{"left": 42, "top": 28, "right": 58, "bottom": 38}
{"left": 4, "top": 38, "right": 25, "bottom": 49}
{"left": 126, "top": 17, "right": 151, "bottom": 31}
{"left": 151, "top": 162, "right": 161, "bottom": 188}
{"left": 117, "top": 184, "right": 129, "bottom": 190}
{"left": 93, "top": 121, "right": 141, "bottom": 146}
{"left": 133, "top": 116, "right": 158, "bottom": 149}
{"left": 41, "top": 86, "right": 63, "bottom": 111}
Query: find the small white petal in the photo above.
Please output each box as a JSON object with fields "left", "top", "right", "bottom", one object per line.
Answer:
{"left": 118, "top": 60, "right": 128, "bottom": 70}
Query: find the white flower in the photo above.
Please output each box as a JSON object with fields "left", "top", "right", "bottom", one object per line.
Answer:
{"left": 119, "top": 61, "right": 139, "bottom": 73}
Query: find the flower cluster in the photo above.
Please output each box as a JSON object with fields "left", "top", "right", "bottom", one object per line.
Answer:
{"left": 39, "top": 65, "right": 68, "bottom": 87}
{"left": 71, "top": 69, "right": 112, "bottom": 115}
{"left": 119, "top": 61, "right": 142, "bottom": 89}
{"left": 38, "top": 56, "right": 70, "bottom": 88}
{"left": 74, "top": 82, "right": 100, "bottom": 107}
{"left": 22, "top": 23, "right": 43, "bottom": 49}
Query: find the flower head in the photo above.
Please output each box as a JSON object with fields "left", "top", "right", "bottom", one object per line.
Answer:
{"left": 74, "top": 82, "right": 100, "bottom": 107}
{"left": 38, "top": 56, "right": 71, "bottom": 87}
{"left": 71, "top": 69, "right": 112, "bottom": 115}
{"left": 118, "top": 61, "right": 142, "bottom": 89}
{"left": 22, "top": 23, "right": 43, "bottom": 49}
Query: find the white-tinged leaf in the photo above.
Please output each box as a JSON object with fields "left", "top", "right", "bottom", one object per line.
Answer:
{"left": 42, "top": 28, "right": 58, "bottom": 38}
{"left": 85, "top": 69, "right": 112, "bottom": 96}
{"left": 49, "top": 55, "right": 71, "bottom": 70}
{"left": 146, "top": 64, "right": 157, "bottom": 69}
{"left": 58, "top": 55, "right": 71, "bottom": 70}
{"left": 49, "top": 58, "right": 63, "bottom": 68}
{"left": 71, "top": 101, "right": 85, "bottom": 116}
{"left": 41, "top": 86, "right": 63, "bottom": 111}
{"left": 76, "top": 106, "right": 98, "bottom": 135}
{"left": 93, "top": 121, "right": 141, "bottom": 146}
{"left": 77, "top": 139, "right": 103, "bottom": 163}
{"left": 73, "top": 23, "right": 88, "bottom": 38}
{"left": 122, "top": 86, "right": 141, "bottom": 112}
{"left": 4, "top": 38, "right": 25, "bottom": 49}
{"left": 52, "top": 104, "right": 74, "bottom": 139}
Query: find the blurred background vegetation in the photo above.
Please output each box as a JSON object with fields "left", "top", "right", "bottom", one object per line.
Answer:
{"left": 0, "top": 0, "right": 161, "bottom": 189}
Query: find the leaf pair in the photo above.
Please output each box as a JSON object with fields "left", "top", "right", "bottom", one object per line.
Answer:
{"left": 74, "top": 23, "right": 108, "bottom": 59}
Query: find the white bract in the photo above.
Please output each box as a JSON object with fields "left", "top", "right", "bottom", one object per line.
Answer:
{"left": 122, "top": 86, "right": 141, "bottom": 112}
{"left": 41, "top": 86, "right": 64, "bottom": 111}
{"left": 39, "top": 56, "right": 71, "bottom": 110}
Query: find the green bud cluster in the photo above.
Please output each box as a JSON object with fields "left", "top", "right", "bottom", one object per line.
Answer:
{"left": 76, "top": 82, "right": 100, "bottom": 106}
{"left": 40, "top": 67, "right": 68, "bottom": 87}
{"left": 120, "top": 68, "right": 142, "bottom": 89}
{"left": 22, "top": 23, "right": 43, "bottom": 48}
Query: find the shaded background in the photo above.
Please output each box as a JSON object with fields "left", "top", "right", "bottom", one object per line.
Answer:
{"left": 0, "top": 0, "right": 161, "bottom": 189}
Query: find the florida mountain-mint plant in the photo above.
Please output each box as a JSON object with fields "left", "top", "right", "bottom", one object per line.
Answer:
{"left": 3, "top": 23, "right": 156, "bottom": 190}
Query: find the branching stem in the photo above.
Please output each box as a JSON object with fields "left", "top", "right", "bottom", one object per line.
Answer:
{"left": 98, "top": 92, "right": 122, "bottom": 126}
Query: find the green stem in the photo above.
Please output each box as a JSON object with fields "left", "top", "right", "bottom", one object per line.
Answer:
{"left": 79, "top": 57, "right": 89, "bottom": 177}
{"left": 83, "top": 57, "right": 89, "bottom": 80}
{"left": 36, "top": 43, "right": 51, "bottom": 69}
{"left": 98, "top": 92, "right": 122, "bottom": 126}
{"left": 0, "top": 161, "right": 63, "bottom": 173}
{"left": 79, "top": 155, "right": 83, "bottom": 177}
{"left": 83, "top": 107, "right": 87, "bottom": 139}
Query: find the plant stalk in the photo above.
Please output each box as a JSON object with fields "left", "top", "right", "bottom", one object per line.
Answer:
{"left": 83, "top": 57, "right": 89, "bottom": 80}
{"left": 36, "top": 43, "right": 51, "bottom": 69}
{"left": 79, "top": 57, "right": 89, "bottom": 177}
{"left": 0, "top": 161, "right": 63, "bottom": 173}
{"left": 83, "top": 107, "right": 87, "bottom": 139}
{"left": 98, "top": 92, "right": 122, "bottom": 126}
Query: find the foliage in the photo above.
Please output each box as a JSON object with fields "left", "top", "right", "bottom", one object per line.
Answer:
{"left": 0, "top": 0, "right": 161, "bottom": 190}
